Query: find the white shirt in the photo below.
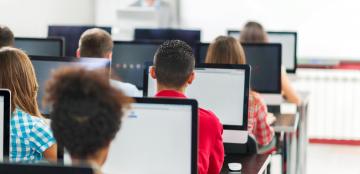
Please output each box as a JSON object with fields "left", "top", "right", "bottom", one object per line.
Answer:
{"left": 110, "top": 79, "right": 141, "bottom": 97}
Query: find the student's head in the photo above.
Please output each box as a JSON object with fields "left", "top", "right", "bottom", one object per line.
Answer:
{"left": 44, "top": 67, "right": 132, "bottom": 166}
{"left": 0, "top": 25, "right": 15, "bottom": 48}
{"left": 0, "top": 47, "right": 41, "bottom": 116}
{"left": 77, "top": 28, "right": 113, "bottom": 59}
{"left": 205, "top": 36, "right": 246, "bottom": 65}
{"left": 150, "top": 40, "right": 195, "bottom": 91}
{"left": 240, "top": 21, "right": 268, "bottom": 43}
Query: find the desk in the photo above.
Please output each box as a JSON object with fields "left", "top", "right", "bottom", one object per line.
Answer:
{"left": 221, "top": 154, "right": 271, "bottom": 174}
{"left": 296, "top": 92, "right": 310, "bottom": 174}
{"left": 272, "top": 92, "right": 310, "bottom": 174}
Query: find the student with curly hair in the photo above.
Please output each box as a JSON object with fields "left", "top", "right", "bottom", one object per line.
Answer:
{"left": 43, "top": 67, "right": 132, "bottom": 173}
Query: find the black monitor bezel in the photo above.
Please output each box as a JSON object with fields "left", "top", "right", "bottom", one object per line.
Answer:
{"left": 0, "top": 162, "right": 93, "bottom": 174}
{"left": 134, "top": 28, "right": 201, "bottom": 43}
{"left": 143, "top": 64, "right": 250, "bottom": 130}
{"left": 58, "top": 97, "right": 198, "bottom": 174}
{"left": 29, "top": 55, "right": 111, "bottom": 64}
{"left": 243, "top": 43, "right": 282, "bottom": 94}
{"left": 196, "top": 42, "right": 282, "bottom": 94}
{"left": 29, "top": 55, "right": 111, "bottom": 116}
{"left": 15, "top": 37, "right": 65, "bottom": 57}
{"left": 227, "top": 30, "right": 297, "bottom": 73}
{"left": 0, "top": 89, "right": 10, "bottom": 160}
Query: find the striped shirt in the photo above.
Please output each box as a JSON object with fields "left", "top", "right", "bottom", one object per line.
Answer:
{"left": 10, "top": 108, "right": 55, "bottom": 162}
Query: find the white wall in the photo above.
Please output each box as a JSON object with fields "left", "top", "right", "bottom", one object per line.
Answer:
{"left": 180, "top": 0, "right": 360, "bottom": 60}
{"left": 95, "top": 0, "right": 134, "bottom": 26}
{"left": 0, "top": 0, "right": 95, "bottom": 37}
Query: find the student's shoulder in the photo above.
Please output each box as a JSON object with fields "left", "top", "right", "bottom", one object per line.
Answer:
{"left": 11, "top": 108, "right": 48, "bottom": 134}
{"left": 250, "top": 91, "right": 266, "bottom": 107}
{"left": 198, "top": 108, "right": 222, "bottom": 128}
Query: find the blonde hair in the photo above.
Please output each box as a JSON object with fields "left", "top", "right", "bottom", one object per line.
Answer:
{"left": 205, "top": 36, "right": 246, "bottom": 65}
{"left": 0, "top": 47, "right": 41, "bottom": 116}
{"left": 240, "top": 21, "right": 268, "bottom": 43}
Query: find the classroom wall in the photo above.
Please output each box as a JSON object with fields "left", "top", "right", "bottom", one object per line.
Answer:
{"left": 0, "top": 0, "right": 95, "bottom": 37}
{"left": 180, "top": 0, "right": 360, "bottom": 60}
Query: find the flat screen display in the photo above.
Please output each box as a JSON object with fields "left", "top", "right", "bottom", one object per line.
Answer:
{"left": 198, "top": 43, "right": 281, "bottom": 93}
{"left": 112, "top": 41, "right": 160, "bottom": 89}
{"left": 228, "top": 30, "right": 297, "bottom": 73}
{"left": 30, "top": 56, "right": 110, "bottom": 115}
{"left": 15, "top": 38, "right": 64, "bottom": 57}
{"left": 48, "top": 26, "right": 111, "bottom": 57}
{"left": 144, "top": 65, "right": 250, "bottom": 130}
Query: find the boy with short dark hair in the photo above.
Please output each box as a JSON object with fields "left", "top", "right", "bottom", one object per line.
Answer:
{"left": 150, "top": 40, "right": 224, "bottom": 174}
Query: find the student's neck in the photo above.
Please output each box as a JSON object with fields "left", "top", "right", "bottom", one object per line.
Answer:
{"left": 157, "top": 84, "right": 186, "bottom": 94}
{"left": 71, "top": 157, "right": 103, "bottom": 170}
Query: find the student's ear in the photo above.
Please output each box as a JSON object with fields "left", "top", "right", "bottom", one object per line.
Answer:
{"left": 187, "top": 71, "right": 195, "bottom": 85}
{"left": 150, "top": 66, "right": 157, "bottom": 79}
{"left": 76, "top": 49, "right": 81, "bottom": 58}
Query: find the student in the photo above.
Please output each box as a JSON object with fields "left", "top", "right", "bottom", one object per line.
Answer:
{"left": 205, "top": 36, "right": 275, "bottom": 152}
{"left": 150, "top": 40, "right": 224, "bottom": 174}
{"left": 240, "top": 21, "right": 302, "bottom": 105}
{"left": 76, "top": 28, "right": 141, "bottom": 97}
{"left": 43, "top": 67, "right": 132, "bottom": 174}
{"left": 0, "top": 47, "right": 57, "bottom": 162}
{"left": 0, "top": 25, "right": 14, "bottom": 48}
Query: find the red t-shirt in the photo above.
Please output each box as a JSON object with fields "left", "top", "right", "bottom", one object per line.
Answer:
{"left": 155, "top": 90, "right": 224, "bottom": 174}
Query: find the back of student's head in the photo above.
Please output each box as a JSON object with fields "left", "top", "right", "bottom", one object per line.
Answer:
{"left": 78, "top": 28, "right": 113, "bottom": 58}
{"left": 205, "top": 36, "right": 246, "bottom": 65}
{"left": 0, "top": 47, "right": 41, "bottom": 116}
{"left": 240, "top": 21, "right": 268, "bottom": 43}
{"left": 0, "top": 25, "right": 15, "bottom": 48}
{"left": 154, "top": 40, "right": 195, "bottom": 88}
{"left": 44, "top": 67, "right": 132, "bottom": 160}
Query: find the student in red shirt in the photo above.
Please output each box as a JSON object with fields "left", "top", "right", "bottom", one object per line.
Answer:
{"left": 149, "top": 40, "right": 224, "bottom": 174}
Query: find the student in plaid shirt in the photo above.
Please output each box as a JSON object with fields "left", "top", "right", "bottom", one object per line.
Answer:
{"left": 0, "top": 47, "right": 57, "bottom": 162}
{"left": 205, "top": 36, "right": 275, "bottom": 150}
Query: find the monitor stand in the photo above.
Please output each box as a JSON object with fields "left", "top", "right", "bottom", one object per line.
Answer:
{"left": 261, "top": 93, "right": 283, "bottom": 106}
{"left": 223, "top": 130, "right": 248, "bottom": 144}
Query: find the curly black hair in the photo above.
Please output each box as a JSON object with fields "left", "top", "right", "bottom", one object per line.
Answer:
{"left": 44, "top": 67, "right": 132, "bottom": 158}
{"left": 154, "top": 40, "right": 195, "bottom": 88}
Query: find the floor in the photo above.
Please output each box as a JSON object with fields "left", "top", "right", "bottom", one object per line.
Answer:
{"left": 307, "top": 144, "right": 360, "bottom": 174}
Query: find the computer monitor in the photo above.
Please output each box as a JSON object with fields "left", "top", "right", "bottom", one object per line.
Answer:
{"left": 0, "top": 89, "right": 10, "bottom": 161}
{"left": 62, "top": 97, "right": 198, "bottom": 174}
{"left": 0, "top": 163, "right": 93, "bottom": 174}
{"left": 197, "top": 43, "right": 282, "bottom": 105}
{"left": 134, "top": 28, "right": 201, "bottom": 46}
{"left": 112, "top": 41, "right": 161, "bottom": 89}
{"left": 14, "top": 37, "right": 64, "bottom": 57}
{"left": 227, "top": 30, "right": 297, "bottom": 73}
{"left": 48, "top": 25, "right": 112, "bottom": 57}
{"left": 144, "top": 64, "right": 250, "bottom": 144}
{"left": 30, "top": 56, "right": 111, "bottom": 115}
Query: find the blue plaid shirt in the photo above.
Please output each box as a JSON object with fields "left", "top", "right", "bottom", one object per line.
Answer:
{"left": 10, "top": 108, "right": 56, "bottom": 162}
